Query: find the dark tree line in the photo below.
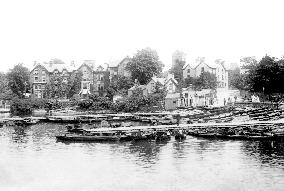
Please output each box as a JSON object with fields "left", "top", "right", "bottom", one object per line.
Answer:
{"left": 230, "top": 56, "right": 284, "bottom": 94}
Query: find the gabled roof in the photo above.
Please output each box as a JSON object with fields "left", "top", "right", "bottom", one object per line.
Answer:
{"left": 30, "top": 63, "right": 49, "bottom": 73}
{"left": 151, "top": 77, "right": 166, "bottom": 85}
{"left": 165, "top": 77, "right": 178, "bottom": 86}
{"left": 118, "top": 56, "right": 130, "bottom": 66}
{"left": 42, "top": 62, "right": 77, "bottom": 73}
{"left": 77, "top": 63, "right": 93, "bottom": 72}
{"left": 183, "top": 57, "right": 229, "bottom": 71}
{"left": 182, "top": 63, "right": 194, "bottom": 70}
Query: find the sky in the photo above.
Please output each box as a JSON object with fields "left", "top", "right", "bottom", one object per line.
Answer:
{"left": 0, "top": 0, "right": 284, "bottom": 72}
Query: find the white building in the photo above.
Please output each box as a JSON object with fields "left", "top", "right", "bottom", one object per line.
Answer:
{"left": 182, "top": 57, "right": 229, "bottom": 89}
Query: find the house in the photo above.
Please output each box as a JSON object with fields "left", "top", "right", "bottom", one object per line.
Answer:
{"left": 182, "top": 57, "right": 229, "bottom": 89}
{"left": 165, "top": 74, "right": 178, "bottom": 93}
{"left": 107, "top": 57, "right": 132, "bottom": 82}
{"left": 128, "top": 76, "right": 166, "bottom": 97}
{"left": 181, "top": 87, "right": 216, "bottom": 107}
{"left": 164, "top": 93, "right": 181, "bottom": 110}
{"left": 128, "top": 84, "right": 149, "bottom": 97}
{"left": 30, "top": 59, "right": 111, "bottom": 99}
{"left": 30, "top": 60, "right": 76, "bottom": 98}
{"left": 77, "top": 61, "right": 95, "bottom": 97}
{"left": 93, "top": 65, "right": 110, "bottom": 96}
{"left": 30, "top": 63, "right": 49, "bottom": 98}
{"left": 117, "top": 57, "right": 131, "bottom": 78}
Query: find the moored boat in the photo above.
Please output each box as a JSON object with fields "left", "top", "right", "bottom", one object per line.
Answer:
{"left": 56, "top": 131, "right": 121, "bottom": 142}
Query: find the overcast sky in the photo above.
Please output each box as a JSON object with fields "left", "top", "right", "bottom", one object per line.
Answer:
{"left": 0, "top": 0, "right": 284, "bottom": 72}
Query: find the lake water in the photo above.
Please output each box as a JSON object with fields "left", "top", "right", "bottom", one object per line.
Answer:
{"left": 0, "top": 123, "right": 284, "bottom": 191}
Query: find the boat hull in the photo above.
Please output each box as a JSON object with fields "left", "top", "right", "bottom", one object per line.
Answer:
{"left": 188, "top": 133, "right": 284, "bottom": 141}
{"left": 56, "top": 135, "right": 121, "bottom": 142}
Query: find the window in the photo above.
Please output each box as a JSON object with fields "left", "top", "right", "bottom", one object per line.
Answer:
{"left": 222, "top": 75, "right": 224, "bottom": 80}
{"left": 42, "top": 71, "right": 46, "bottom": 76}
{"left": 83, "top": 82, "right": 88, "bottom": 89}
{"left": 169, "top": 83, "right": 173, "bottom": 90}
{"left": 187, "top": 75, "right": 190, "bottom": 78}
{"left": 35, "top": 76, "right": 38, "bottom": 81}
{"left": 34, "top": 69, "right": 38, "bottom": 75}
{"left": 38, "top": 85, "right": 41, "bottom": 89}
{"left": 35, "top": 85, "right": 38, "bottom": 90}
{"left": 187, "top": 69, "right": 190, "bottom": 73}
{"left": 42, "top": 76, "right": 46, "bottom": 82}
{"left": 100, "top": 76, "right": 104, "bottom": 81}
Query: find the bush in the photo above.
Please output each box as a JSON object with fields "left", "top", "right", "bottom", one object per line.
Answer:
{"left": 10, "top": 97, "right": 50, "bottom": 115}
{"left": 10, "top": 98, "right": 33, "bottom": 115}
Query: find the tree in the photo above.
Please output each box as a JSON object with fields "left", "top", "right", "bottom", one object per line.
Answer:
{"left": 228, "top": 67, "right": 247, "bottom": 90}
{"left": 45, "top": 75, "right": 64, "bottom": 98}
{"left": 126, "top": 48, "right": 164, "bottom": 84}
{"left": 106, "top": 75, "right": 134, "bottom": 99}
{"left": 240, "top": 55, "right": 284, "bottom": 94}
{"left": 7, "top": 63, "right": 30, "bottom": 98}
{"left": 0, "top": 72, "right": 14, "bottom": 100}
{"left": 193, "top": 72, "right": 217, "bottom": 90}
{"left": 68, "top": 71, "right": 83, "bottom": 98}
{"left": 182, "top": 76, "right": 195, "bottom": 88}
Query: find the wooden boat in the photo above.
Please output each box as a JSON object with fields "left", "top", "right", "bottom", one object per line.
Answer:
{"left": 23, "top": 117, "right": 40, "bottom": 125}
{"left": 56, "top": 131, "right": 121, "bottom": 142}
{"left": 173, "top": 129, "right": 187, "bottom": 140}
{"left": 188, "top": 132, "right": 284, "bottom": 141}
{"left": 155, "top": 131, "right": 171, "bottom": 141}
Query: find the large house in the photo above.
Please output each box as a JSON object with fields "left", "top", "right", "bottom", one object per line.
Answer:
{"left": 182, "top": 57, "right": 229, "bottom": 89}
{"left": 30, "top": 60, "right": 114, "bottom": 98}
{"left": 107, "top": 57, "right": 131, "bottom": 82}
{"left": 30, "top": 60, "right": 76, "bottom": 98}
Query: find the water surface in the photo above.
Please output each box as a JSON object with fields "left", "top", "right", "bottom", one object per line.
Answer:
{"left": 0, "top": 123, "right": 284, "bottom": 191}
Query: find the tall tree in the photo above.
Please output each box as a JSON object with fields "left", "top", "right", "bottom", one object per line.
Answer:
{"left": 193, "top": 72, "right": 217, "bottom": 90}
{"left": 228, "top": 67, "right": 247, "bottom": 90}
{"left": 7, "top": 63, "right": 30, "bottom": 98}
{"left": 68, "top": 71, "right": 83, "bottom": 98}
{"left": 0, "top": 72, "right": 13, "bottom": 99}
{"left": 126, "top": 48, "right": 164, "bottom": 84}
{"left": 106, "top": 75, "right": 134, "bottom": 99}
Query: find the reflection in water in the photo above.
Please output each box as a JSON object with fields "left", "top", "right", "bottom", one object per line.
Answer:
{"left": 241, "top": 140, "right": 284, "bottom": 167}
{"left": 1, "top": 123, "right": 284, "bottom": 191}
{"left": 11, "top": 126, "right": 29, "bottom": 143}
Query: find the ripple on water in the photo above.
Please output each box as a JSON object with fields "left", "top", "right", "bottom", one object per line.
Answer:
{"left": 0, "top": 123, "right": 284, "bottom": 191}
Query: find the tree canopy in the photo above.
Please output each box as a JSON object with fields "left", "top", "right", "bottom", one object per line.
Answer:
{"left": 183, "top": 72, "right": 217, "bottom": 90}
{"left": 7, "top": 63, "right": 30, "bottom": 98}
{"left": 126, "top": 48, "right": 164, "bottom": 85}
{"left": 243, "top": 55, "right": 284, "bottom": 94}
